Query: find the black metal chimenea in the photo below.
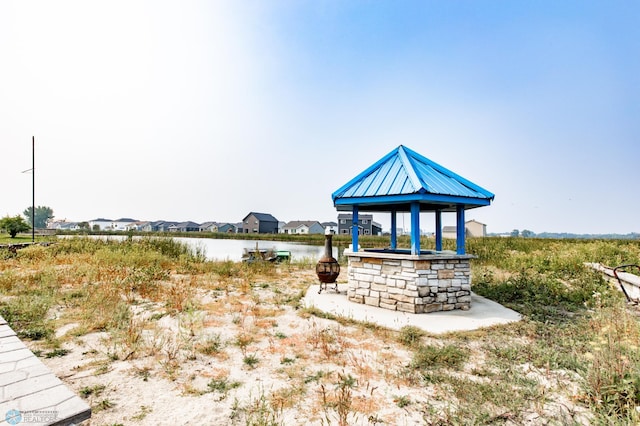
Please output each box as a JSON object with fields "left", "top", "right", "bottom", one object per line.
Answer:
{"left": 316, "top": 231, "right": 340, "bottom": 293}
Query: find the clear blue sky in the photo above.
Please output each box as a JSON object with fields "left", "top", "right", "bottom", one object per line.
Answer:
{"left": 1, "top": 1, "right": 638, "bottom": 234}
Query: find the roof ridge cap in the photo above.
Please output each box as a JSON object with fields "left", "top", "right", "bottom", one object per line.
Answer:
{"left": 397, "top": 145, "right": 424, "bottom": 192}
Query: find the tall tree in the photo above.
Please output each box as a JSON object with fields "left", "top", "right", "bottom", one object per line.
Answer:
{"left": 0, "top": 215, "right": 31, "bottom": 238}
{"left": 23, "top": 205, "right": 54, "bottom": 229}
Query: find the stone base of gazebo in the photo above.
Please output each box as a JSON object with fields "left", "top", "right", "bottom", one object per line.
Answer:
{"left": 345, "top": 250, "right": 474, "bottom": 314}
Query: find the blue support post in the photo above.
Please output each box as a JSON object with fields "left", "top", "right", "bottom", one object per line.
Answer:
{"left": 352, "top": 205, "right": 359, "bottom": 252}
{"left": 435, "top": 209, "right": 442, "bottom": 251}
{"left": 410, "top": 201, "right": 420, "bottom": 255}
{"left": 456, "top": 205, "right": 465, "bottom": 255}
{"left": 390, "top": 209, "right": 397, "bottom": 250}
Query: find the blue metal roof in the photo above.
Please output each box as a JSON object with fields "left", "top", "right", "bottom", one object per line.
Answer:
{"left": 332, "top": 145, "right": 494, "bottom": 212}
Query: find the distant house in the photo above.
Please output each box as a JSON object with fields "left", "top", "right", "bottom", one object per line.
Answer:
{"left": 466, "top": 220, "right": 487, "bottom": 237}
{"left": 337, "top": 213, "right": 382, "bottom": 236}
{"left": 65, "top": 222, "right": 83, "bottom": 231}
{"left": 235, "top": 222, "right": 244, "bottom": 234}
{"left": 442, "top": 220, "right": 487, "bottom": 239}
{"left": 136, "top": 221, "right": 153, "bottom": 232}
{"left": 442, "top": 226, "right": 457, "bottom": 239}
{"left": 242, "top": 212, "right": 279, "bottom": 234}
{"left": 88, "top": 218, "right": 113, "bottom": 231}
{"left": 87, "top": 218, "right": 138, "bottom": 231}
{"left": 322, "top": 221, "right": 338, "bottom": 234}
{"left": 136, "top": 221, "right": 180, "bottom": 232}
{"left": 154, "top": 221, "right": 178, "bottom": 232}
{"left": 168, "top": 221, "right": 201, "bottom": 232}
{"left": 111, "top": 218, "right": 139, "bottom": 231}
{"left": 49, "top": 221, "right": 81, "bottom": 231}
{"left": 282, "top": 220, "right": 325, "bottom": 235}
{"left": 217, "top": 223, "right": 237, "bottom": 233}
{"left": 138, "top": 220, "right": 167, "bottom": 232}
{"left": 199, "top": 221, "right": 219, "bottom": 232}
{"left": 127, "top": 221, "right": 148, "bottom": 231}
{"left": 47, "top": 220, "right": 70, "bottom": 230}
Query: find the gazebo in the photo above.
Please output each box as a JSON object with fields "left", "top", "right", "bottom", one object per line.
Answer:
{"left": 332, "top": 145, "right": 494, "bottom": 313}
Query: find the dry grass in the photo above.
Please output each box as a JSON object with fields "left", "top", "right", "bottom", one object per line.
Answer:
{"left": 2, "top": 237, "right": 639, "bottom": 424}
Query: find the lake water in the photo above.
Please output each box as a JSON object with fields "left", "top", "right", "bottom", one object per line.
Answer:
{"left": 172, "top": 237, "right": 332, "bottom": 262}
{"left": 59, "top": 235, "right": 333, "bottom": 262}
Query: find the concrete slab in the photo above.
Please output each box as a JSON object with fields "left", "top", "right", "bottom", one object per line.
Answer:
{"left": 0, "top": 315, "right": 91, "bottom": 426}
{"left": 303, "top": 284, "right": 521, "bottom": 334}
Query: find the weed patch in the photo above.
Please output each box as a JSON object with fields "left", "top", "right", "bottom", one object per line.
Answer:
{"left": 411, "top": 344, "right": 469, "bottom": 370}
{"left": 0, "top": 295, "right": 54, "bottom": 340}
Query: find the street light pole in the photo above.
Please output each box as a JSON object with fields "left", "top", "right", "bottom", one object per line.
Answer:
{"left": 21, "top": 137, "right": 36, "bottom": 243}
{"left": 31, "top": 136, "right": 35, "bottom": 243}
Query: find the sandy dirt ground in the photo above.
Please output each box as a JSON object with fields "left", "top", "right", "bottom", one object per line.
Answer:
{"left": 25, "top": 269, "right": 589, "bottom": 425}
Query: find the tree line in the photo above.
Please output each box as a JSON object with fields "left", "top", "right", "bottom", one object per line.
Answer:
{"left": 0, "top": 206, "right": 53, "bottom": 238}
{"left": 492, "top": 229, "right": 640, "bottom": 240}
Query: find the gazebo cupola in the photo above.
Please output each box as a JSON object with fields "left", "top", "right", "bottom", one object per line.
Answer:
{"left": 332, "top": 145, "right": 494, "bottom": 313}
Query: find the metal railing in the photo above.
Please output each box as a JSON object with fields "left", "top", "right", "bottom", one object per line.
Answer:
{"left": 613, "top": 264, "right": 640, "bottom": 304}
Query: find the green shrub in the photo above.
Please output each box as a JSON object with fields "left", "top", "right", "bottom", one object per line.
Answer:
{"left": 398, "top": 325, "right": 425, "bottom": 347}
{"left": 473, "top": 268, "right": 614, "bottom": 322}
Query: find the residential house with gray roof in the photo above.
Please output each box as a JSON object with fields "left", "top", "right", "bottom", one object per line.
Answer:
{"left": 282, "top": 220, "right": 325, "bottom": 234}
{"left": 217, "top": 223, "right": 237, "bottom": 233}
{"left": 242, "top": 212, "right": 279, "bottom": 234}
{"left": 322, "top": 221, "right": 338, "bottom": 234}
{"left": 199, "top": 221, "right": 219, "bottom": 232}
{"left": 168, "top": 221, "right": 201, "bottom": 232}
{"left": 337, "top": 213, "right": 382, "bottom": 236}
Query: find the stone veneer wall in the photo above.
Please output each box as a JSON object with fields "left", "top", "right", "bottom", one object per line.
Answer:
{"left": 346, "top": 253, "right": 473, "bottom": 313}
